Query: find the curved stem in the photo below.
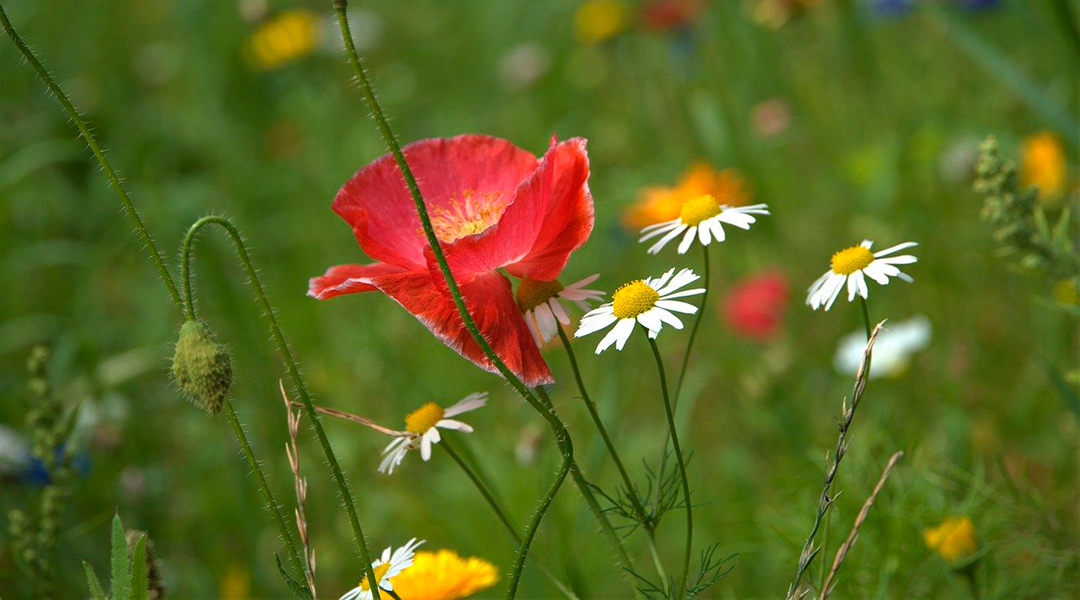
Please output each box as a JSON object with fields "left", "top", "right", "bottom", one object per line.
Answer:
{"left": 647, "top": 338, "right": 693, "bottom": 597}
{"left": 223, "top": 399, "right": 308, "bottom": 581}
{"left": 441, "top": 437, "right": 580, "bottom": 600}
{"left": 556, "top": 327, "right": 671, "bottom": 590}
{"left": 859, "top": 297, "right": 872, "bottom": 339}
{"left": 331, "top": 4, "right": 635, "bottom": 596}
{"left": 0, "top": 4, "right": 182, "bottom": 311}
{"left": 672, "top": 245, "right": 711, "bottom": 409}
{"left": 181, "top": 216, "right": 381, "bottom": 599}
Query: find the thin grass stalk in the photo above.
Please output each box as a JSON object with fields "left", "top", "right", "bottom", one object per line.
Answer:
{"left": 555, "top": 327, "right": 672, "bottom": 590}
{"left": 785, "top": 322, "right": 884, "bottom": 600}
{"left": 282, "top": 382, "right": 318, "bottom": 598}
{"left": 818, "top": 451, "right": 903, "bottom": 600}
{"left": 0, "top": 4, "right": 182, "bottom": 311}
{"left": 330, "top": 3, "right": 635, "bottom": 595}
{"left": 647, "top": 338, "right": 693, "bottom": 597}
{"left": 181, "top": 215, "right": 381, "bottom": 598}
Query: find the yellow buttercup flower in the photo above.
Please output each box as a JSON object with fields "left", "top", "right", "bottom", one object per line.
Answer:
{"left": 390, "top": 550, "right": 498, "bottom": 600}
{"left": 624, "top": 163, "right": 750, "bottom": 230}
{"left": 923, "top": 516, "right": 978, "bottom": 567}
{"left": 1021, "top": 132, "right": 1067, "bottom": 202}
{"left": 575, "top": 0, "right": 629, "bottom": 45}
{"left": 244, "top": 10, "right": 321, "bottom": 71}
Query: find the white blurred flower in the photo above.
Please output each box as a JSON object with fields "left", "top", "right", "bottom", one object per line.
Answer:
{"left": 834, "top": 316, "right": 932, "bottom": 378}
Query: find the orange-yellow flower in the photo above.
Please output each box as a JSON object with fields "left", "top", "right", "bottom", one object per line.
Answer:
{"left": 923, "top": 516, "right": 978, "bottom": 567}
{"left": 389, "top": 550, "right": 498, "bottom": 600}
{"left": 575, "top": 0, "right": 630, "bottom": 45}
{"left": 624, "top": 163, "right": 750, "bottom": 230}
{"left": 244, "top": 10, "right": 321, "bottom": 71}
{"left": 1021, "top": 132, "right": 1068, "bottom": 201}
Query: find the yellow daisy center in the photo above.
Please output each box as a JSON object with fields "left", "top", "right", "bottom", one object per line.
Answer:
{"left": 430, "top": 190, "right": 509, "bottom": 244}
{"left": 830, "top": 245, "right": 874, "bottom": 275}
{"left": 679, "top": 194, "right": 722, "bottom": 226}
{"left": 515, "top": 278, "right": 565, "bottom": 312}
{"left": 359, "top": 562, "right": 392, "bottom": 592}
{"left": 612, "top": 280, "right": 660, "bottom": 319}
{"left": 405, "top": 402, "right": 445, "bottom": 434}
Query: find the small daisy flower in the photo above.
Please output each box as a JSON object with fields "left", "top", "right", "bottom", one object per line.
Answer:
{"left": 340, "top": 538, "right": 425, "bottom": 600}
{"left": 378, "top": 393, "right": 487, "bottom": 474}
{"left": 516, "top": 275, "right": 605, "bottom": 344}
{"left": 806, "top": 240, "right": 918, "bottom": 311}
{"left": 638, "top": 194, "right": 771, "bottom": 254}
{"left": 575, "top": 268, "right": 705, "bottom": 353}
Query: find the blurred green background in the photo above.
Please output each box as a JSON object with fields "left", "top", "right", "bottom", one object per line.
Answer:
{"left": 1, "top": 0, "right": 1077, "bottom": 598}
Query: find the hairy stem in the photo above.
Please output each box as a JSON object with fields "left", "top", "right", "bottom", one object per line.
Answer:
{"left": 223, "top": 398, "right": 308, "bottom": 582}
{"left": 331, "top": 4, "right": 635, "bottom": 596}
{"left": 0, "top": 4, "right": 182, "bottom": 311}
{"left": 647, "top": 338, "right": 693, "bottom": 597}
{"left": 181, "top": 216, "right": 381, "bottom": 599}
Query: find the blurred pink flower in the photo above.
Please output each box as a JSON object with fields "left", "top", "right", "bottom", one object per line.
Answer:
{"left": 723, "top": 270, "right": 789, "bottom": 341}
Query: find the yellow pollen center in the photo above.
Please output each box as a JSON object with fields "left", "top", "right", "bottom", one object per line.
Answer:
{"left": 611, "top": 280, "right": 660, "bottom": 319}
{"left": 429, "top": 190, "right": 509, "bottom": 244}
{"left": 831, "top": 245, "right": 874, "bottom": 275}
{"left": 515, "top": 278, "right": 565, "bottom": 312}
{"left": 679, "top": 194, "right": 722, "bottom": 226}
{"left": 359, "top": 563, "right": 392, "bottom": 592}
{"left": 405, "top": 402, "right": 445, "bottom": 434}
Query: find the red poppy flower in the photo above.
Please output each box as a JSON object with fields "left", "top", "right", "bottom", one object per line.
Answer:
{"left": 723, "top": 269, "right": 789, "bottom": 341}
{"left": 310, "top": 135, "right": 593, "bottom": 386}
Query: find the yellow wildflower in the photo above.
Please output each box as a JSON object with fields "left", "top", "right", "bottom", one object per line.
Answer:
{"left": 923, "top": 516, "right": 978, "bottom": 567}
{"left": 1021, "top": 132, "right": 1067, "bottom": 202}
{"left": 575, "top": 0, "right": 629, "bottom": 45}
{"left": 219, "top": 563, "right": 251, "bottom": 600}
{"left": 244, "top": 10, "right": 321, "bottom": 71}
{"left": 390, "top": 550, "right": 498, "bottom": 600}
{"left": 624, "top": 163, "right": 750, "bottom": 230}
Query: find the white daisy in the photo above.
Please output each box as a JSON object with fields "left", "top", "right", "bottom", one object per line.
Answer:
{"left": 806, "top": 240, "right": 918, "bottom": 311}
{"left": 574, "top": 268, "right": 706, "bottom": 354}
{"left": 516, "top": 275, "right": 605, "bottom": 344}
{"left": 378, "top": 393, "right": 487, "bottom": 474}
{"left": 340, "top": 538, "right": 425, "bottom": 600}
{"left": 638, "top": 194, "right": 771, "bottom": 254}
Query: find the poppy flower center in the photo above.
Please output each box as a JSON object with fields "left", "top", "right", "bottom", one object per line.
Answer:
{"left": 429, "top": 190, "right": 510, "bottom": 243}
{"left": 679, "top": 194, "right": 722, "bottom": 226}
{"left": 515, "top": 278, "right": 565, "bottom": 312}
{"left": 359, "top": 562, "right": 392, "bottom": 592}
{"left": 405, "top": 402, "right": 445, "bottom": 434}
{"left": 831, "top": 245, "right": 874, "bottom": 275}
{"left": 612, "top": 280, "right": 660, "bottom": 319}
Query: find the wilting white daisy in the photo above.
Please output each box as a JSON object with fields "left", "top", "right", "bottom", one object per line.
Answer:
{"left": 575, "top": 268, "right": 706, "bottom": 353}
{"left": 378, "top": 393, "right": 487, "bottom": 474}
{"left": 340, "top": 538, "right": 425, "bottom": 600}
{"left": 638, "top": 194, "right": 771, "bottom": 254}
{"left": 835, "top": 316, "right": 932, "bottom": 379}
{"left": 806, "top": 241, "right": 918, "bottom": 311}
{"left": 516, "top": 275, "right": 605, "bottom": 344}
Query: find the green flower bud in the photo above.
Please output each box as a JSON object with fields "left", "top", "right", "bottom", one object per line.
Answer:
{"left": 171, "top": 320, "right": 232, "bottom": 415}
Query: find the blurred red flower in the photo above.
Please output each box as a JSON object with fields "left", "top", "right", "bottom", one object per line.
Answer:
{"left": 641, "top": 0, "right": 703, "bottom": 31}
{"left": 723, "top": 269, "right": 789, "bottom": 341}
{"left": 309, "top": 135, "right": 593, "bottom": 386}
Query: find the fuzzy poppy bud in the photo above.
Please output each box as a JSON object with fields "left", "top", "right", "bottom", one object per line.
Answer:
{"left": 171, "top": 320, "right": 232, "bottom": 415}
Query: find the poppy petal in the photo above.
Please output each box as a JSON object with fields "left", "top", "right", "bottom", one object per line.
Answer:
{"left": 308, "top": 262, "right": 408, "bottom": 299}
{"left": 332, "top": 135, "right": 538, "bottom": 269}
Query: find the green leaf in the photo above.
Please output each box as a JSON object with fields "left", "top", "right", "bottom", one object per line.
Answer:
{"left": 84, "top": 561, "right": 107, "bottom": 600}
{"left": 111, "top": 513, "right": 131, "bottom": 600}
{"left": 129, "top": 534, "right": 148, "bottom": 600}
{"left": 274, "top": 553, "right": 314, "bottom": 599}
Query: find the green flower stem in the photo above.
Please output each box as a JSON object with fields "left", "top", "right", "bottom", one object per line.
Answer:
{"left": 647, "top": 338, "right": 693, "bottom": 597}
{"left": 672, "top": 237, "right": 712, "bottom": 409}
{"left": 859, "top": 297, "right": 873, "bottom": 340}
{"left": 222, "top": 398, "right": 308, "bottom": 581}
{"left": 555, "top": 327, "right": 671, "bottom": 590}
{"left": 331, "top": 4, "right": 635, "bottom": 596}
{"left": 181, "top": 215, "right": 381, "bottom": 599}
{"left": 0, "top": 4, "right": 182, "bottom": 312}
{"left": 440, "top": 437, "right": 580, "bottom": 600}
